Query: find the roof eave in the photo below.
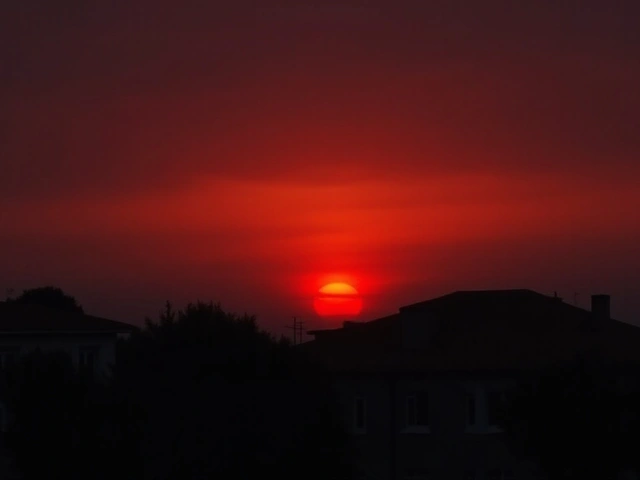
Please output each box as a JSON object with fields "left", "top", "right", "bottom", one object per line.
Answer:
{"left": 0, "top": 328, "right": 137, "bottom": 335}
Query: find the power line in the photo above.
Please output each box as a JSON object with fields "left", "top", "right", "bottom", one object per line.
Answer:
{"left": 285, "top": 317, "right": 305, "bottom": 345}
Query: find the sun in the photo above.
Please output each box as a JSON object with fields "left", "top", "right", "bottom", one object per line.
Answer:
{"left": 313, "top": 282, "right": 363, "bottom": 317}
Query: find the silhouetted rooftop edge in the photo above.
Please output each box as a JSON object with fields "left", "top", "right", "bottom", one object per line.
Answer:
{"left": 0, "top": 301, "right": 138, "bottom": 334}
{"left": 303, "top": 289, "right": 640, "bottom": 373}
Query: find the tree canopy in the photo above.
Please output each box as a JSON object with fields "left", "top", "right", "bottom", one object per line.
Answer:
{"left": 3, "top": 300, "right": 353, "bottom": 480}
{"left": 115, "top": 301, "right": 352, "bottom": 480}
{"left": 9, "top": 286, "right": 84, "bottom": 313}
{"left": 501, "top": 354, "right": 640, "bottom": 480}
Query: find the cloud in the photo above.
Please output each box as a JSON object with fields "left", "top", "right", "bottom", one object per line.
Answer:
{"left": 2, "top": 0, "right": 640, "bottom": 203}
{"left": 2, "top": 0, "right": 640, "bottom": 327}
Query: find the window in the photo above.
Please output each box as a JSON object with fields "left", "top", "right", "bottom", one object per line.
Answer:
{"left": 486, "top": 470, "right": 500, "bottom": 480}
{"left": 406, "top": 392, "right": 429, "bottom": 428}
{"left": 531, "top": 468, "right": 544, "bottom": 479}
{"left": 0, "top": 348, "right": 18, "bottom": 370}
{"left": 463, "top": 470, "right": 476, "bottom": 480}
{"left": 466, "top": 393, "right": 476, "bottom": 426}
{"left": 405, "top": 468, "right": 429, "bottom": 480}
{"left": 486, "top": 469, "right": 514, "bottom": 480}
{"left": 620, "top": 406, "right": 638, "bottom": 433}
{"left": 487, "top": 391, "right": 505, "bottom": 427}
{"left": 79, "top": 347, "right": 99, "bottom": 376}
{"left": 354, "top": 396, "right": 366, "bottom": 433}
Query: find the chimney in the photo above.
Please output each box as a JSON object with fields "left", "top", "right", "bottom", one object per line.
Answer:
{"left": 591, "top": 294, "right": 610, "bottom": 319}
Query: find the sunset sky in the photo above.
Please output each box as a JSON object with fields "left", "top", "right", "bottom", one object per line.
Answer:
{"left": 2, "top": 0, "right": 639, "bottom": 334}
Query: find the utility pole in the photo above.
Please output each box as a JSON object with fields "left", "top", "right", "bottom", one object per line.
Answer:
{"left": 285, "top": 317, "right": 305, "bottom": 345}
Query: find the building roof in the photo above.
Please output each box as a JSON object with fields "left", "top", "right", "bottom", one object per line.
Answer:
{"left": 302, "top": 289, "right": 640, "bottom": 374}
{"left": 0, "top": 302, "right": 138, "bottom": 334}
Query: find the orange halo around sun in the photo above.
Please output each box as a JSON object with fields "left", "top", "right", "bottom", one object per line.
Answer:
{"left": 313, "top": 282, "right": 363, "bottom": 317}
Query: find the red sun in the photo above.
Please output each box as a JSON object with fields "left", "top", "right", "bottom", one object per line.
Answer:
{"left": 313, "top": 282, "right": 363, "bottom": 317}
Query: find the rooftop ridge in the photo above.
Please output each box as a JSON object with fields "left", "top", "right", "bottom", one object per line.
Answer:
{"left": 400, "top": 288, "right": 541, "bottom": 310}
{"left": 0, "top": 301, "right": 137, "bottom": 333}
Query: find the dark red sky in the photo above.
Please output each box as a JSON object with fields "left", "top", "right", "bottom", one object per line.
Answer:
{"left": 2, "top": 1, "right": 639, "bottom": 334}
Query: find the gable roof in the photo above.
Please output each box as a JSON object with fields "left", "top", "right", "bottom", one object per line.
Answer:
{"left": 0, "top": 302, "right": 138, "bottom": 334}
{"left": 302, "top": 289, "right": 640, "bottom": 373}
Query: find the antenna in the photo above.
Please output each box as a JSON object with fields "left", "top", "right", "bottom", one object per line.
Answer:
{"left": 285, "top": 317, "right": 305, "bottom": 345}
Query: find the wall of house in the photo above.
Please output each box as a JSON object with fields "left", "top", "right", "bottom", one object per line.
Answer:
{"left": 335, "top": 375, "right": 395, "bottom": 480}
{"left": 0, "top": 333, "right": 118, "bottom": 376}
{"left": 0, "top": 332, "right": 120, "bottom": 479}
{"left": 336, "top": 374, "right": 542, "bottom": 480}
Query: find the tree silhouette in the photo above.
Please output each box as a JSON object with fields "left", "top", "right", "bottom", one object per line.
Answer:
{"left": 113, "top": 301, "right": 353, "bottom": 480}
{"left": 1, "top": 300, "right": 352, "bottom": 480}
{"left": 501, "top": 354, "right": 640, "bottom": 480}
{"left": 9, "top": 286, "right": 84, "bottom": 313}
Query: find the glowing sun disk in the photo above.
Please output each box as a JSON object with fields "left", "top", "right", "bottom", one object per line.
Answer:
{"left": 314, "top": 282, "right": 363, "bottom": 317}
{"left": 318, "top": 282, "right": 359, "bottom": 296}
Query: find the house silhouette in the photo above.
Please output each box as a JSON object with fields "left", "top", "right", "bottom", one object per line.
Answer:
{"left": 302, "top": 289, "right": 640, "bottom": 480}
{"left": 0, "top": 302, "right": 136, "bottom": 478}
{"left": 0, "top": 301, "right": 136, "bottom": 377}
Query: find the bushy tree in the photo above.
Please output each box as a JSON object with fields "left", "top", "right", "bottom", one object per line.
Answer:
{"left": 501, "top": 354, "right": 640, "bottom": 480}
{"left": 114, "top": 301, "right": 352, "bottom": 480}
{"left": 2, "top": 301, "right": 352, "bottom": 480}
{"left": 9, "top": 286, "right": 84, "bottom": 313}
